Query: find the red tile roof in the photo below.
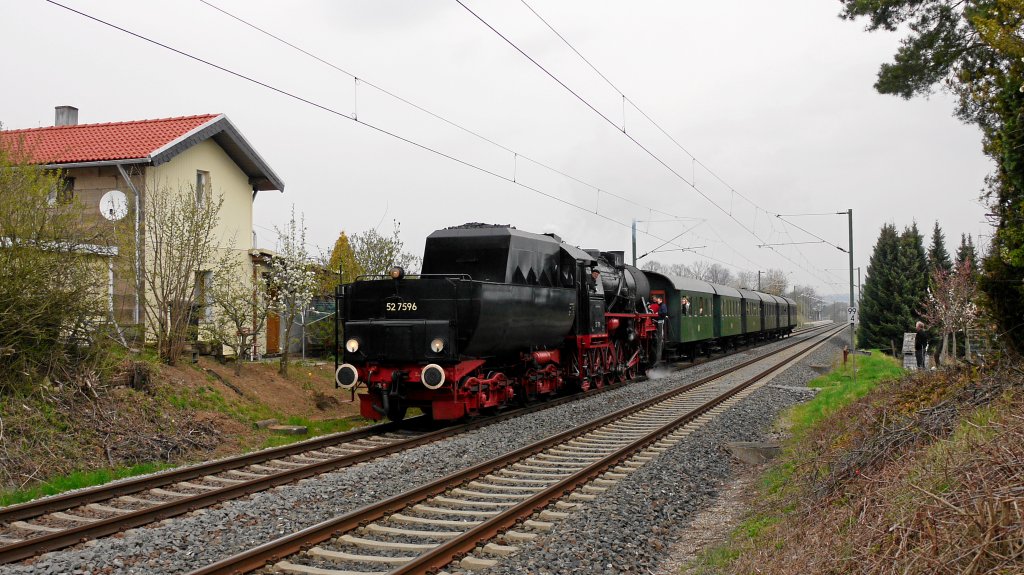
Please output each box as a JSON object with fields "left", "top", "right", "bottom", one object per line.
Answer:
{"left": 0, "top": 114, "right": 220, "bottom": 165}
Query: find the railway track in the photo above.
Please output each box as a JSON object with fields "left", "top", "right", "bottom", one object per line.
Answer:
{"left": 0, "top": 323, "right": 831, "bottom": 565}
{"left": 187, "top": 324, "right": 843, "bottom": 575}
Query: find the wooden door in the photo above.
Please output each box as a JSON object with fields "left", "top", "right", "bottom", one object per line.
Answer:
{"left": 266, "top": 312, "right": 280, "bottom": 354}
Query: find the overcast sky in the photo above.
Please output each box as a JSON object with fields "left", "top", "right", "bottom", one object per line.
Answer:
{"left": 1, "top": 0, "right": 993, "bottom": 297}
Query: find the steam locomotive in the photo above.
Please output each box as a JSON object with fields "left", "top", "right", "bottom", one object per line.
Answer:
{"left": 334, "top": 223, "right": 796, "bottom": 422}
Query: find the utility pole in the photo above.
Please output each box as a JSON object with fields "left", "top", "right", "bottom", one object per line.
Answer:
{"left": 631, "top": 218, "right": 637, "bottom": 267}
{"left": 757, "top": 270, "right": 763, "bottom": 291}
{"left": 848, "top": 208, "right": 856, "bottom": 381}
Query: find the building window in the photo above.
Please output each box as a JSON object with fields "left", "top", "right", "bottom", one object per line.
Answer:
{"left": 196, "top": 171, "right": 210, "bottom": 207}
{"left": 194, "top": 270, "right": 213, "bottom": 320}
{"left": 47, "top": 177, "right": 75, "bottom": 205}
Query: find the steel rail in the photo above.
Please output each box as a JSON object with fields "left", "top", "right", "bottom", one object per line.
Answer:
{"left": 393, "top": 325, "right": 842, "bottom": 574}
{"left": 0, "top": 321, "right": 822, "bottom": 526}
{"left": 0, "top": 323, "right": 831, "bottom": 564}
{"left": 187, "top": 325, "right": 841, "bottom": 575}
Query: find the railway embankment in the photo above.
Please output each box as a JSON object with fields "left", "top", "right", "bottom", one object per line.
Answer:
{"left": 680, "top": 352, "right": 1023, "bottom": 575}
{"left": 0, "top": 357, "right": 363, "bottom": 506}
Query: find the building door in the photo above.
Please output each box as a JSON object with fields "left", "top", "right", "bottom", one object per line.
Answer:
{"left": 266, "top": 312, "right": 280, "bottom": 354}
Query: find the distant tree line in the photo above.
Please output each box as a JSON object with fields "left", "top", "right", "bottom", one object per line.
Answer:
{"left": 640, "top": 259, "right": 792, "bottom": 296}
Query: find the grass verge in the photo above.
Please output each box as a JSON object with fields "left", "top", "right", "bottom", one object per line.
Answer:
{"left": 688, "top": 349, "right": 903, "bottom": 573}
{"left": 0, "top": 462, "right": 174, "bottom": 507}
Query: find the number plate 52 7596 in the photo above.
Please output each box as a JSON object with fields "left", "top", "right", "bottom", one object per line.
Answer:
{"left": 386, "top": 301, "right": 417, "bottom": 312}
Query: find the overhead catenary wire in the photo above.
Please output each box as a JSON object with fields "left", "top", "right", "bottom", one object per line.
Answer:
{"left": 517, "top": 0, "right": 844, "bottom": 253}
{"left": 471, "top": 0, "right": 842, "bottom": 282}
{"left": 197, "top": 0, "right": 686, "bottom": 224}
{"left": 775, "top": 214, "right": 848, "bottom": 252}
{"left": 41, "top": 0, "right": 702, "bottom": 255}
{"left": 198, "top": 0, "right": 837, "bottom": 288}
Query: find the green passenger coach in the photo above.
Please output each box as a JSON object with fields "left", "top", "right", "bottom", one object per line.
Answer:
{"left": 643, "top": 271, "right": 796, "bottom": 360}
{"left": 712, "top": 283, "right": 743, "bottom": 339}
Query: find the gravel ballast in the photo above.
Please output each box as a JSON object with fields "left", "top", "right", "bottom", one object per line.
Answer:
{"left": 479, "top": 331, "right": 850, "bottom": 575}
{"left": 6, "top": 328, "right": 844, "bottom": 575}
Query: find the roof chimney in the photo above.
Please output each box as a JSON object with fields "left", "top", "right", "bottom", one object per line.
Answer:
{"left": 55, "top": 106, "right": 78, "bottom": 126}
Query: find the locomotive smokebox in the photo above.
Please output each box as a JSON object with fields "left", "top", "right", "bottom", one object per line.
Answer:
{"left": 590, "top": 251, "right": 650, "bottom": 313}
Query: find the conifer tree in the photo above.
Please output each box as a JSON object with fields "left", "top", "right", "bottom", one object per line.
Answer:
{"left": 927, "top": 221, "right": 952, "bottom": 274}
{"left": 900, "top": 222, "right": 930, "bottom": 320}
{"left": 955, "top": 233, "right": 979, "bottom": 276}
{"left": 321, "top": 231, "right": 361, "bottom": 295}
{"left": 859, "top": 224, "right": 912, "bottom": 353}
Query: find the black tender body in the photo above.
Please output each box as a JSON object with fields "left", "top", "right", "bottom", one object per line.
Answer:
{"left": 342, "top": 225, "right": 581, "bottom": 363}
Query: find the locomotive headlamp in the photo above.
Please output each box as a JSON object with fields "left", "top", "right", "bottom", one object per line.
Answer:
{"left": 389, "top": 266, "right": 405, "bottom": 280}
{"left": 345, "top": 338, "right": 361, "bottom": 353}
{"left": 335, "top": 364, "right": 359, "bottom": 390}
{"left": 421, "top": 364, "right": 446, "bottom": 390}
{"left": 430, "top": 338, "right": 446, "bottom": 353}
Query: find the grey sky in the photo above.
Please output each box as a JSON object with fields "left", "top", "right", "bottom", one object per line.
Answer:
{"left": 1, "top": 0, "right": 992, "bottom": 295}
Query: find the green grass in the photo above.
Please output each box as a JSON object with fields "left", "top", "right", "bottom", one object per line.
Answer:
{"left": 260, "top": 415, "right": 368, "bottom": 448}
{"left": 162, "top": 382, "right": 370, "bottom": 449}
{"left": 787, "top": 351, "right": 904, "bottom": 439}
{"left": 0, "top": 462, "right": 173, "bottom": 507}
{"left": 162, "top": 384, "right": 278, "bottom": 424}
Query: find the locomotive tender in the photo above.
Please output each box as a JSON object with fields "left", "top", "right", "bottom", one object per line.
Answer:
{"left": 335, "top": 223, "right": 796, "bottom": 422}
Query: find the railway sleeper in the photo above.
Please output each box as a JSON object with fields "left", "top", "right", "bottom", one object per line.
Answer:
{"left": 388, "top": 513, "right": 482, "bottom": 528}
{"left": 338, "top": 534, "right": 435, "bottom": 551}
{"left": 309, "top": 546, "right": 414, "bottom": 565}
{"left": 433, "top": 495, "right": 516, "bottom": 508}
{"left": 273, "top": 560, "right": 380, "bottom": 575}
{"left": 467, "top": 480, "right": 545, "bottom": 492}
{"left": 364, "top": 523, "right": 462, "bottom": 540}
{"left": 413, "top": 504, "right": 498, "bottom": 517}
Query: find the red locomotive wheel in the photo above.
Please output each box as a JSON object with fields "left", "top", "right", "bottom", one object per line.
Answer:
{"left": 603, "top": 346, "right": 619, "bottom": 384}
{"left": 612, "top": 341, "right": 626, "bottom": 382}
{"left": 621, "top": 341, "right": 638, "bottom": 381}
{"left": 588, "top": 348, "right": 603, "bottom": 389}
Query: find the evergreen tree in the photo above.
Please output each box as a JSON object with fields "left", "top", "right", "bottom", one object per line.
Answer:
{"left": 859, "top": 224, "right": 913, "bottom": 353}
{"left": 900, "top": 222, "right": 930, "bottom": 317}
{"left": 927, "top": 221, "right": 952, "bottom": 274}
{"left": 326, "top": 231, "right": 361, "bottom": 289}
{"left": 955, "top": 233, "right": 979, "bottom": 276}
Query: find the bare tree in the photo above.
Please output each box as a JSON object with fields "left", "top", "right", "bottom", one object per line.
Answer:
{"left": 706, "top": 263, "right": 733, "bottom": 285}
{"left": 138, "top": 185, "right": 224, "bottom": 365}
{"left": 267, "top": 207, "right": 316, "bottom": 377}
{"left": 667, "top": 263, "right": 691, "bottom": 277}
{"left": 732, "top": 270, "right": 757, "bottom": 290}
{"left": 922, "top": 259, "right": 978, "bottom": 364}
{"left": 351, "top": 220, "right": 420, "bottom": 276}
{"left": 206, "top": 261, "right": 275, "bottom": 376}
{"left": 641, "top": 259, "right": 664, "bottom": 273}
{"left": 689, "top": 260, "right": 713, "bottom": 281}
{"left": 762, "top": 269, "right": 789, "bottom": 295}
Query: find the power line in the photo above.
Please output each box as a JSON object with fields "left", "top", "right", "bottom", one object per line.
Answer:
{"left": 197, "top": 0, "right": 686, "bottom": 224}
{"left": 518, "top": 0, "right": 840, "bottom": 258}
{"left": 41, "top": 0, "right": 700, "bottom": 255}
{"left": 775, "top": 214, "right": 848, "bottom": 252}
{"left": 204, "top": 0, "right": 837, "bottom": 289}
{"left": 465, "top": 0, "right": 839, "bottom": 282}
